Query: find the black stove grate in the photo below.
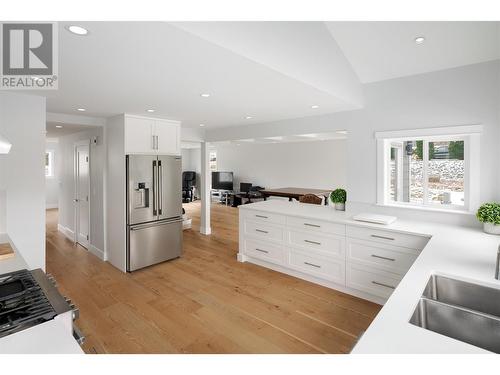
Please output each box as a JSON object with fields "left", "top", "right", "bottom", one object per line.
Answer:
{"left": 0, "top": 269, "right": 57, "bottom": 338}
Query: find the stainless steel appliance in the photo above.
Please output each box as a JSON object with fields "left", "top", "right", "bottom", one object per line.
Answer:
{"left": 0, "top": 269, "right": 83, "bottom": 344}
{"left": 126, "top": 155, "right": 183, "bottom": 272}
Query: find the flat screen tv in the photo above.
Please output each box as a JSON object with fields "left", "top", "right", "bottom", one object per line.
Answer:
{"left": 212, "top": 171, "right": 233, "bottom": 191}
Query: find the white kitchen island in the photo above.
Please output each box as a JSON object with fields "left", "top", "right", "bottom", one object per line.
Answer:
{"left": 237, "top": 200, "right": 500, "bottom": 353}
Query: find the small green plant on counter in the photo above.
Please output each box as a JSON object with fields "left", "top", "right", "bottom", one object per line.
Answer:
{"left": 476, "top": 203, "right": 500, "bottom": 225}
{"left": 330, "top": 188, "right": 347, "bottom": 204}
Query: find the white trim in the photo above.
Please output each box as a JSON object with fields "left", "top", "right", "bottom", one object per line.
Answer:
{"left": 57, "top": 224, "right": 75, "bottom": 241}
{"left": 46, "top": 203, "right": 58, "bottom": 209}
{"left": 200, "top": 226, "right": 212, "bottom": 235}
{"left": 0, "top": 232, "right": 9, "bottom": 243}
{"left": 88, "top": 244, "right": 105, "bottom": 260}
{"left": 375, "top": 124, "right": 483, "bottom": 140}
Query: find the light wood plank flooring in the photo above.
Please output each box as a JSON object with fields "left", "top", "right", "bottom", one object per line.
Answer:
{"left": 45, "top": 202, "right": 381, "bottom": 354}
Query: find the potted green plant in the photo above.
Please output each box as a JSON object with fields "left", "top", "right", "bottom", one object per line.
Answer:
{"left": 330, "top": 188, "right": 347, "bottom": 211}
{"left": 476, "top": 203, "right": 500, "bottom": 235}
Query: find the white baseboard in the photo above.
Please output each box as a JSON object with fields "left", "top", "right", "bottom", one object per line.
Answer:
{"left": 46, "top": 204, "right": 58, "bottom": 209}
{"left": 200, "top": 226, "right": 211, "bottom": 235}
{"left": 88, "top": 244, "right": 105, "bottom": 261}
{"left": 57, "top": 224, "right": 74, "bottom": 241}
{"left": 0, "top": 232, "right": 8, "bottom": 244}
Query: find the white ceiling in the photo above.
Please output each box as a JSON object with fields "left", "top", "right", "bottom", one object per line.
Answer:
{"left": 38, "top": 22, "right": 361, "bottom": 129}
{"left": 24, "top": 21, "right": 500, "bottom": 130}
{"left": 326, "top": 21, "right": 500, "bottom": 83}
{"left": 209, "top": 131, "right": 347, "bottom": 147}
{"left": 46, "top": 122, "right": 99, "bottom": 138}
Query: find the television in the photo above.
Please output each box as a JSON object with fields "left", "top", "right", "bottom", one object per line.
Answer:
{"left": 212, "top": 171, "right": 233, "bottom": 191}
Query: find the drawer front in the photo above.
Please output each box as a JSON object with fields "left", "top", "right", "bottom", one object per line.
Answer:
{"left": 346, "top": 225, "right": 429, "bottom": 250}
{"left": 243, "top": 238, "right": 285, "bottom": 265}
{"left": 287, "top": 216, "right": 345, "bottom": 236}
{"left": 244, "top": 220, "right": 284, "bottom": 243}
{"left": 346, "top": 238, "right": 418, "bottom": 275}
{"left": 287, "top": 229, "right": 345, "bottom": 258}
{"left": 289, "top": 248, "right": 345, "bottom": 284}
{"left": 243, "top": 210, "right": 286, "bottom": 225}
{"left": 346, "top": 263, "right": 402, "bottom": 299}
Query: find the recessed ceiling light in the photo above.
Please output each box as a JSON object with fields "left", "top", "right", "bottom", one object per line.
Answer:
{"left": 76, "top": 108, "right": 86, "bottom": 112}
{"left": 415, "top": 36, "right": 425, "bottom": 44}
{"left": 67, "top": 25, "right": 89, "bottom": 36}
{"left": 200, "top": 93, "right": 210, "bottom": 98}
{"left": 245, "top": 116, "right": 253, "bottom": 120}
{"left": 55, "top": 125, "right": 63, "bottom": 129}
{"left": 311, "top": 105, "right": 319, "bottom": 109}
{"left": 199, "top": 124, "right": 205, "bottom": 127}
{"left": 146, "top": 109, "right": 155, "bottom": 113}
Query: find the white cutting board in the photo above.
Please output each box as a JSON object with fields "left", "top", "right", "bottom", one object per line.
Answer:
{"left": 352, "top": 213, "right": 397, "bottom": 225}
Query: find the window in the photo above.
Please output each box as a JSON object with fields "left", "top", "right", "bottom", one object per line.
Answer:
{"left": 209, "top": 151, "right": 217, "bottom": 171}
{"left": 45, "top": 150, "right": 54, "bottom": 178}
{"left": 376, "top": 126, "right": 481, "bottom": 212}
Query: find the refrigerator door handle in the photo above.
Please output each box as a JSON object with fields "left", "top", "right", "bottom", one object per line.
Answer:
{"left": 130, "top": 217, "right": 183, "bottom": 231}
{"left": 158, "top": 160, "right": 163, "bottom": 215}
{"left": 152, "top": 160, "right": 157, "bottom": 215}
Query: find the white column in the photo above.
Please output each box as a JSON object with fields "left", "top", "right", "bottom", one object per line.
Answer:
{"left": 200, "top": 141, "right": 211, "bottom": 235}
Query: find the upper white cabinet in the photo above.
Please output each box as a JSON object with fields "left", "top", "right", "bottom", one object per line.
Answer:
{"left": 124, "top": 115, "right": 180, "bottom": 155}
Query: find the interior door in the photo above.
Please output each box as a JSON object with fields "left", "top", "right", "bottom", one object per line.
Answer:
{"left": 158, "top": 155, "right": 183, "bottom": 220}
{"left": 75, "top": 144, "right": 90, "bottom": 249}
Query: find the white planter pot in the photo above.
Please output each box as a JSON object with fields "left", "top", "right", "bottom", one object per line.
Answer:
{"left": 334, "top": 202, "right": 345, "bottom": 211}
{"left": 483, "top": 222, "right": 500, "bottom": 235}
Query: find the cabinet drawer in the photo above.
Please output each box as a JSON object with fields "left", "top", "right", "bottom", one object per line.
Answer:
{"left": 346, "top": 225, "right": 429, "bottom": 250}
{"left": 287, "top": 229, "right": 345, "bottom": 258}
{"left": 243, "top": 238, "right": 285, "bottom": 265}
{"left": 346, "top": 263, "right": 402, "bottom": 299}
{"left": 287, "top": 216, "right": 345, "bottom": 236}
{"left": 346, "top": 238, "right": 418, "bottom": 275}
{"left": 243, "top": 210, "right": 286, "bottom": 225}
{"left": 244, "top": 220, "right": 284, "bottom": 243}
{"left": 289, "top": 248, "right": 345, "bottom": 284}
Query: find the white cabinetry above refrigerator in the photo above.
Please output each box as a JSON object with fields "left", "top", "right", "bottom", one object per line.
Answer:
{"left": 124, "top": 115, "right": 180, "bottom": 155}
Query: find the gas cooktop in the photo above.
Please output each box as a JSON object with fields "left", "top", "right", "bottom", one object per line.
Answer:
{"left": 0, "top": 269, "right": 58, "bottom": 338}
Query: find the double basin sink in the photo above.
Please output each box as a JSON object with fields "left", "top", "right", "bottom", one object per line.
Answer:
{"left": 410, "top": 274, "right": 500, "bottom": 353}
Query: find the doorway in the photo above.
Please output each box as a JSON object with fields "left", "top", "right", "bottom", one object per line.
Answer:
{"left": 75, "top": 141, "right": 90, "bottom": 249}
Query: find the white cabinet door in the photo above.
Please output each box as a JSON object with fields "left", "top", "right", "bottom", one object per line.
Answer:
{"left": 154, "top": 120, "right": 180, "bottom": 155}
{"left": 125, "top": 116, "right": 154, "bottom": 154}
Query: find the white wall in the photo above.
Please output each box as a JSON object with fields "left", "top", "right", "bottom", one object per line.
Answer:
{"left": 0, "top": 92, "right": 46, "bottom": 269}
{"left": 206, "top": 61, "right": 500, "bottom": 226}
{"left": 213, "top": 139, "right": 347, "bottom": 192}
{"left": 181, "top": 147, "right": 201, "bottom": 198}
{"left": 45, "top": 139, "right": 59, "bottom": 209}
{"left": 58, "top": 127, "right": 105, "bottom": 257}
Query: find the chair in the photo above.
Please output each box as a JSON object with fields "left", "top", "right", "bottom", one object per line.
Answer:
{"left": 182, "top": 171, "right": 196, "bottom": 203}
{"left": 298, "top": 194, "right": 322, "bottom": 205}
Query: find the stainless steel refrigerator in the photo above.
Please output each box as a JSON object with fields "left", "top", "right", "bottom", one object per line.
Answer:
{"left": 126, "top": 154, "right": 183, "bottom": 272}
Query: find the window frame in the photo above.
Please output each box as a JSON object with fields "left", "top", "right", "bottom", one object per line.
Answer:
{"left": 376, "top": 125, "right": 481, "bottom": 213}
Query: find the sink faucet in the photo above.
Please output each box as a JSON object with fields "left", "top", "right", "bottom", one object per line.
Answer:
{"left": 496, "top": 245, "right": 500, "bottom": 280}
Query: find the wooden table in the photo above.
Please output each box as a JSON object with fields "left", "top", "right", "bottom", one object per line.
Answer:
{"left": 260, "top": 187, "right": 331, "bottom": 205}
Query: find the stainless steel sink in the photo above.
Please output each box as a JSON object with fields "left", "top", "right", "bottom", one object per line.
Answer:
{"left": 410, "top": 275, "right": 500, "bottom": 353}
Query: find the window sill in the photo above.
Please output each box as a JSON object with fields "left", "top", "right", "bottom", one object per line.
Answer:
{"left": 375, "top": 202, "right": 474, "bottom": 216}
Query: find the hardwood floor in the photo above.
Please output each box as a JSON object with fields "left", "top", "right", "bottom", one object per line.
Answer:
{"left": 45, "top": 202, "right": 381, "bottom": 354}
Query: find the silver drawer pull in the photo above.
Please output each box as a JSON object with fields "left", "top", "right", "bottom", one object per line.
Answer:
{"left": 304, "top": 261, "right": 321, "bottom": 268}
{"left": 372, "top": 281, "right": 396, "bottom": 289}
{"left": 304, "top": 239, "right": 321, "bottom": 245}
{"left": 371, "top": 254, "right": 396, "bottom": 262}
{"left": 255, "top": 229, "right": 268, "bottom": 234}
{"left": 371, "top": 234, "right": 395, "bottom": 241}
{"left": 304, "top": 223, "right": 321, "bottom": 228}
{"left": 255, "top": 248, "right": 269, "bottom": 254}
{"left": 255, "top": 215, "right": 268, "bottom": 219}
